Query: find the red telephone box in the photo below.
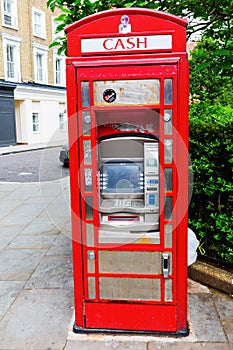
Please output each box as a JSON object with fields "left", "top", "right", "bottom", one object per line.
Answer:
{"left": 65, "top": 8, "right": 189, "bottom": 335}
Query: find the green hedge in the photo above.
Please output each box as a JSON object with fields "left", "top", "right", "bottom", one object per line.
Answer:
{"left": 189, "top": 101, "right": 233, "bottom": 264}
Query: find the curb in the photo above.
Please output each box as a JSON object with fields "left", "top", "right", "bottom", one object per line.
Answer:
{"left": 188, "top": 260, "right": 233, "bottom": 296}
{"left": 0, "top": 142, "right": 65, "bottom": 156}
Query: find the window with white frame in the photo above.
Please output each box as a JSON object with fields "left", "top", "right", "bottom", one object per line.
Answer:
{"left": 1, "top": 33, "right": 21, "bottom": 82}
{"left": 59, "top": 112, "right": 65, "bottom": 131}
{"left": 53, "top": 51, "right": 65, "bottom": 86}
{"left": 32, "top": 113, "right": 39, "bottom": 133}
{"left": 52, "top": 18, "right": 61, "bottom": 41}
{"left": 33, "top": 44, "right": 48, "bottom": 84}
{"left": 2, "top": 0, "right": 18, "bottom": 28}
{"left": 32, "top": 7, "right": 46, "bottom": 39}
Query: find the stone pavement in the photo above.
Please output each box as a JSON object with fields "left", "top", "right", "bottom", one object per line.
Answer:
{"left": 0, "top": 177, "right": 233, "bottom": 350}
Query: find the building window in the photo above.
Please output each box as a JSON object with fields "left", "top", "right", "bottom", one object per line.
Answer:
{"left": 2, "top": 0, "right": 18, "bottom": 29}
{"left": 1, "top": 33, "right": 21, "bottom": 82}
{"left": 55, "top": 58, "right": 61, "bottom": 84}
{"left": 53, "top": 52, "right": 65, "bottom": 86}
{"left": 32, "top": 113, "right": 39, "bottom": 133}
{"left": 6, "top": 45, "right": 14, "bottom": 78}
{"left": 36, "top": 53, "right": 43, "bottom": 82}
{"left": 52, "top": 18, "right": 61, "bottom": 41}
{"left": 59, "top": 113, "right": 65, "bottom": 131}
{"left": 32, "top": 7, "right": 46, "bottom": 39}
{"left": 33, "top": 44, "right": 48, "bottom": 84}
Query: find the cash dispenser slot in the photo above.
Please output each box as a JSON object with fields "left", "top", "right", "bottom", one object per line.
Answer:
{"left": 108, "top": 215, "right": 140, "bottom": 221}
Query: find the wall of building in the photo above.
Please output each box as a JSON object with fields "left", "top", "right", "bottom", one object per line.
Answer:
{"left": 0, "top": 0, "right": 67, "bottom": 146}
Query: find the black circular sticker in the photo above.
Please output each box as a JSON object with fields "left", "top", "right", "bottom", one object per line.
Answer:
{"left": 103, "top": 89, "right": 117, "bottom": 103}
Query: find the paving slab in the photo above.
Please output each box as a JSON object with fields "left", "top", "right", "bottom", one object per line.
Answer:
{"left": 0, "top": 225, "right": 26, "bottom": 250}
{"left": 188, "top": 294, "right": 226, "bottom": 342}
{"left": 213, "top": 294, "right": 233, "bottom": 348}
{"left": 0, "top": 288, "right": 73, "bottom": 350}
{"left": 0, "top": 249, "right": 46, "bottom": 280}
{"left": 20, "top": 217, "right": 61, "bottom": 235}
{"left": 0, "top": 281, "right": 25, "bottom": 320}
{"left": 46, "top": 233, "right": 72, "bottom": 255}
{"left": 148, "top": 343, "right": 231, "bottom": 349}
{"left": 65, "top": 337, "right": 147, "bottom": 350}
{"left": 0, "top": 203, "right": 44, "bottom": 226}
{"left": 25, "top": 254, "right": 73, "bottom": 289}
{"left": 8, "top": 233, "right": 57, "bottom": 250}
{"left": 0, "top": 199, "right": 25, "bottom": 217}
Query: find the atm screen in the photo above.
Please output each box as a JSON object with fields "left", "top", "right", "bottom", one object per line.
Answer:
{"left": 100, "top": 160, "right": 144, "bottom": 195}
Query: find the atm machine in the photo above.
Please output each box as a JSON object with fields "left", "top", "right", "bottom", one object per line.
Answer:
{"left": 99, "top": 136, "right": 160, "bottom": 245}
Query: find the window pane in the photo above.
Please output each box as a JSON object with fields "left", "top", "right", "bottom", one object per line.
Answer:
{"left": 164, "top": 109, "right": 172, "bottom": 135}
{"left": 88, "top": 277, "right": 96, "bottom": 299}
{"left": 164, "top": 139, "right": 173, "bottom": 164}
{"left": 6, "top": 45, "right": 14, "bottom": 78}
{"left": 83, "top": 140, "right": 92, "bottom": 164}
{"left": 56, "top": 59, "right": 61, "bottom": 84}
{"left": 59, "top": 113, "right": 64, "bottom": 131}
{"left": 165, "top": 279, "right": 173, "bottom": 301}
{"left": 164, "top": 196, "right": 172, "bottom": 220}
{"left": 32, "top": 113, "right": 39, "bottom": 132}
{"left": 81, "top": 81, "right": 90, "bottom": 107}
{"left": 164, "top": 168, "right": 172, "bottom": 192}
{"left": 36, "top": 53, "right": 43, "bottom": 81}
{"left": 82, "top": 110, "right": 91, "bottom": 136}
{"left": 34, "top": 12, "right": 42, "bottom": 35}
{"left": 84, "top": 168, "right": 92, "bottom": 192}
{"left": 86, "top": 224, "right": 94, "bottom": 246}
{"left": 164, "top": 224, "right": 172, "bottom": 248}
{"left": 164, "top": 78, "right": 173, "bottom": 105}
{"left": 85, "top": 196, "right": 93, "bottom": 220}
{"left": 4, "top": 0, "right": 12, "bottom": 26}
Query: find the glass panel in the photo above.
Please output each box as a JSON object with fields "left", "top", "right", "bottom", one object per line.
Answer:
{"left": 99, "top": 251, "right": 161, "bottom": 274}
{"left": 86, "top": 224, "right": 94, "bottom": 247}
{"left": 165, "top": 279, "right": 173, "bottom": 301}
{"left": 81, "top": 81, "right": 90, "bottom": 107}
{"left": 164, "top": 196, "right": 172, "bottom": 220}
{"left": 85, "top": 196, "right": 93, "bottom": 220}
{"left": 164, "top": 138, "right": 172, "bottom": 164}
{"left": 83, "top": 140, "right": 92, "bottom": 164}
{"left": 164, "top": 224, "right": 173, "bottom": 248}
{"left": 164, "top": 78, "right": 173, "bottom": 105}
{"left": 87, "top": 250, "right": 95, "bottom": 272}
{"left": 88, "top": 277, "right": 96, "bottom": 299}
{"left": 164, "top": 168, "right": 172, "bottom": 192}
{"left": 84, "top": 168, "right": 92, "bottom": 192}
{"left": 164, "top": 109, "right": 172, "bottom": 135}
{"left": 99, "top": 277, "right": 161, "bottom": 301}
{"left": 94, "top": 79, "right": 160, "bottom": 106}
{"left": 82, "top": 110, "right": 91, "bottom": 135}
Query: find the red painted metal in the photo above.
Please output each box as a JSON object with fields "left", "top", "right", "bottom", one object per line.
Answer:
{"left": 66, "top": 8, "right": 189, "bottom": 335}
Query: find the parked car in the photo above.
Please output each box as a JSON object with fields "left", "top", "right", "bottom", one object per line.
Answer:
{"left": 59, "top": 144, "right": 69, "bottom": 167}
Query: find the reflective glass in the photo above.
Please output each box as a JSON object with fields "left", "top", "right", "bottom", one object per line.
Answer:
{"left": 164, "top": 78, "right": 173, "bottom": 105}
{"left": 164, "top": 196, "right": 172, "bottom": 220}
{"left": 81, "top": 81, "right": 90, "bottom": 107}
{"left": 85, "top": 196, "right": 93, "bottom": 220}
{"left": 83, "top": 140, "right": 92, "bottom": 164}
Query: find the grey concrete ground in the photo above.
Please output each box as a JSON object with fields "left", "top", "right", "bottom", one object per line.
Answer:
{"left": 0, "top": 144, "right": 233, "bottom": 349}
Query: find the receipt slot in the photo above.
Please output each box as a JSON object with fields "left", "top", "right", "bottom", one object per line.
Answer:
{"left": 66, "top": 8, "right": 189, "bottom": 334}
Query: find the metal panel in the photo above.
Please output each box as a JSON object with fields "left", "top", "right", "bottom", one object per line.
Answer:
{"left": 99, "top": 277, "right": 161, "bottom": 300}
{"left": 94, "top": 79, "right": 160, "bottom": 106}
{"left": 99, "top": 250, "right": 161, "bottom": 274}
